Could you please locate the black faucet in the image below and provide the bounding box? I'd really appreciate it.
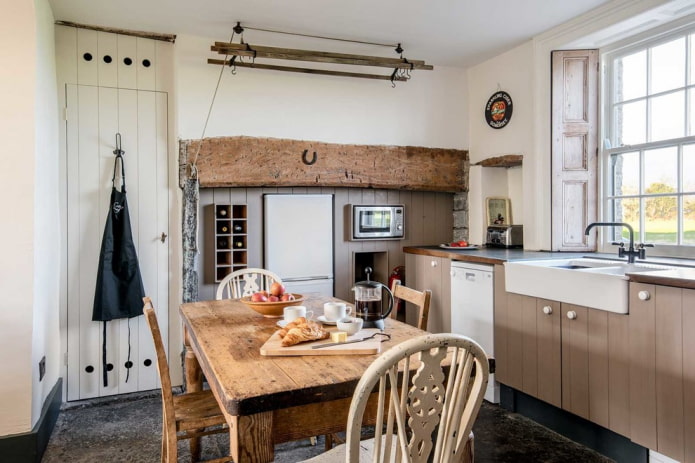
[584,222,647,264]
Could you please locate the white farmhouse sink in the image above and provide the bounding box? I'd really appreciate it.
[504,258,675,314]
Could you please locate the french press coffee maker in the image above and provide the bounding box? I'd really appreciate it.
[352,267,394,330]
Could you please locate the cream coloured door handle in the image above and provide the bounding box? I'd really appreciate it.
[542,305,553,315]
[566,310,577,320]
[638,290,651,301]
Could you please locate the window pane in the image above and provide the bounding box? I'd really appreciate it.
[685,144,695,193]
[612,198,640,240]
[645,146,678,193]
[615,100,646,145]
[645,196,678,244]
[690,88,695,136]
[685,195,695,245]
[650,37,685,94]
[690,34,695,86]
[614,50,646,102]
[610,151,639,196]
[649,91,685,141]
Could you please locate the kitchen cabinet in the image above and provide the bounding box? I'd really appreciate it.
[495,280,630,435]
[404,254,450,332]
[629,282,695,462]
[207,203,247,283]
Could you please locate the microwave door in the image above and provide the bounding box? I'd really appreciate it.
[359,210,390,233]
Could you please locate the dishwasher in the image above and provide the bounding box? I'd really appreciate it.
[450,261,498,403]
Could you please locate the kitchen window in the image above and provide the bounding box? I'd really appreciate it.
[602,24,695,255]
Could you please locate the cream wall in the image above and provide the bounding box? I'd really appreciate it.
[175,34,469,148]
[0,0,37,435]
[32,0,60,426]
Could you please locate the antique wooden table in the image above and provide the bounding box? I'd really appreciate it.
[180,294,425,463]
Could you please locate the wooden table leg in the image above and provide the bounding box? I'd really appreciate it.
[228,411,275,463]
[183,326,203,460]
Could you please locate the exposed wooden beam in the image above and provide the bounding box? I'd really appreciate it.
[55,20,176,42]
[474,155,523,168]
[212,42,433,70]
[207,58,408,81]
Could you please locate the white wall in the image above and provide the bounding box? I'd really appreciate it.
[175,34,469,148]
[0,0,37,435]
[32,0,60,426]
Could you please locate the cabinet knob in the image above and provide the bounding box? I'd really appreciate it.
[542,305,553,315]
[638,290,651,301]
[431,260,438,268]
[566,310,577,320]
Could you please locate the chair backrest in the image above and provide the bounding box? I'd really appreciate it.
[142,297,177,439]
[390,280,432,331]
[345,333,489,463]
[215,268,283,300]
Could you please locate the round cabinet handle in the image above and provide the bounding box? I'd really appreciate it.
[638,290,651,301]
[431,260,438,268]
[566,310,577,320]
[542,305,553,315]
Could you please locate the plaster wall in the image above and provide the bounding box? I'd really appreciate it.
[0,0,37,435]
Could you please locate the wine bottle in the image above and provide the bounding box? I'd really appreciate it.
[218,208,227,217]
[234,240,244,249]
[233,224,243,232]
[220,225,229,233]
[217,238,228,248]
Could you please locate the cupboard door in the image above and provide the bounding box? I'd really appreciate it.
[562,304,590,419]
[493,265,508,384]
[406,255,450,333]
[684,289,695,463]
[607,312,631,437]
[629,283,657,450]
[536,298,561,408]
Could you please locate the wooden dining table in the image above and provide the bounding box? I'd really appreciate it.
[180,294,426,463]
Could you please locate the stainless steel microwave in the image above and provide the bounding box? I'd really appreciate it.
[350,205,405,240]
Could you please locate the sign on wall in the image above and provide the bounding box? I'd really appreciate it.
[485,91,513,129]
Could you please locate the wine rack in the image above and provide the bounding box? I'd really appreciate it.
[209,203,247,283]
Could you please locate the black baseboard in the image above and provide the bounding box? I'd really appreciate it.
[0,378,62,463]
[500,384,647,463]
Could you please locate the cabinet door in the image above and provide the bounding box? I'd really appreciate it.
[405,254,450,332]
[493,265,509,385]
[536,299,562,408]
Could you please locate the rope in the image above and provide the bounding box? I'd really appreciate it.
[244,26,398,48]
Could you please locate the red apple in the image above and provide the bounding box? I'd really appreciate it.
[281,293,295,302]
[251,292,268,302]
[268,295,280,302]
[270,282,286,297]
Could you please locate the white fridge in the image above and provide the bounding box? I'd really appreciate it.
[263,194,334,296]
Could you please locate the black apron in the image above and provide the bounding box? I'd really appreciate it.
[92,153,146,387]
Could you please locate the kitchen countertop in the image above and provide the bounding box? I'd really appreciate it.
[404,245,695,289]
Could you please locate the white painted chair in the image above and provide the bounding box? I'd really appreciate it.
[215,268,283,300]
[303,333,489,463]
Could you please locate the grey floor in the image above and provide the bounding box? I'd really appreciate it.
[42,391,614,462]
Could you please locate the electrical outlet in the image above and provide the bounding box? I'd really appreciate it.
[39,356,46,381]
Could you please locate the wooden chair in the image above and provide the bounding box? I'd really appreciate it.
[143,297,231,463]
[390,280,432,331]
[215,267,283,300]
[303,333,489,463]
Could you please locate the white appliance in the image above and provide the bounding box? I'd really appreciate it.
[450,261,498,403]
[264,194,334,296]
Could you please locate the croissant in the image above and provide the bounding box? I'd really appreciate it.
[278,317,307,338]
[281,320,329,347]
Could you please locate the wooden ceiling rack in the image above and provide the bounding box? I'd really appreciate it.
[208,37,433,82]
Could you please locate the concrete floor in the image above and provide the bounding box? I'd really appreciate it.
[42,391,615,462]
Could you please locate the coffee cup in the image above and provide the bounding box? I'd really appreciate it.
[323,302,352,322]
[284,305,312,323]
[336,317,363,336]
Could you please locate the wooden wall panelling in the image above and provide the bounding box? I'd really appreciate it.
[629,283,657,449]
[562,304,590,419]
[179,136,468,192]
[117,34,137,89]
[56,26,77,84]
[76,28,98,85]
[655,286,684,461]
[136,37,156,91]
[607,312,631,437]
[684,289,695,463]
[536,298,562,408]
[333,188,350,300]
[155,40,174,92]
[155,92,169,325]
[97,32,118,87]
[587,308,609,429]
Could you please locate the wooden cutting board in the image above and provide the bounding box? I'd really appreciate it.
[260,328,383,356]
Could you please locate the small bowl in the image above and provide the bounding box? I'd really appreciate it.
[239,294,304,318]
[336,317,363,336]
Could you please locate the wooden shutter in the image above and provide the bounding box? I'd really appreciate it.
[551,50,598,251]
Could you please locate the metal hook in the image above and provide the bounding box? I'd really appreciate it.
[113,133,125,156]
[301,149,317,165]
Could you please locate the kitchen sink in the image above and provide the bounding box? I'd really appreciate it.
[504,258,676,313]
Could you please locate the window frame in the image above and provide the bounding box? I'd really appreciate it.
[600,20,695,259]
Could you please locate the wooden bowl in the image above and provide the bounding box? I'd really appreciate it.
[239,294,304,318]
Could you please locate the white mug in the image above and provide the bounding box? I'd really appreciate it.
[336,317,363,336]
[284,305,312,323]
[323,302,352,322]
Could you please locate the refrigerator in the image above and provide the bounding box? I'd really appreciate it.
[263,194,334,296]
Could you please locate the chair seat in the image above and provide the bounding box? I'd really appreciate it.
[174,389,228,432]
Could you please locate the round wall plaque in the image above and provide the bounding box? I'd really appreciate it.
[484,91,513,129]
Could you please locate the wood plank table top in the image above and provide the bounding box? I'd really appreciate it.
[179,294,426,462]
